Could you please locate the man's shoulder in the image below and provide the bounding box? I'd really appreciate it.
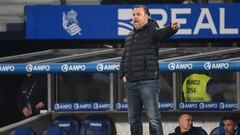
[127,31,134,36]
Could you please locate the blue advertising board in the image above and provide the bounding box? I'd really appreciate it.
[26,4,240,39]
[0,61,239,74]
[178,102,237,111]
[54,102,174,111]
[53,102,237,111]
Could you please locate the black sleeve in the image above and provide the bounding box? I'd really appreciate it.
[17,84,28,112]
[119,48,126,79]
[152,24,178,42]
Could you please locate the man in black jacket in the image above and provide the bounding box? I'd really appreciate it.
[119,5,180,135]
[169,114,207,135]
[18,74,47,118]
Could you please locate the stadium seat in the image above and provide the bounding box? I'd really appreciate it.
[42,127,68,135]
[51,116,81,135]
[79,115,116,135]
[9,127,36,135]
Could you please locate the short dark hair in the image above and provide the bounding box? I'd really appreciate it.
[222,115,238,124]
[134,5,150,17]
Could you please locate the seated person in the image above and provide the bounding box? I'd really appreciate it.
[18,74,47,118]
[222,115,240,135]
[169,113,207,135]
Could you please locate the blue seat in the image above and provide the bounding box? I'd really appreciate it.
[51,116,80,135]
[9,127,36,135]
[80,115,116,135]
[42,127,68,135]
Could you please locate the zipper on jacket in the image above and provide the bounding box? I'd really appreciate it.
[129,34,135,75]
[144,58,147,72]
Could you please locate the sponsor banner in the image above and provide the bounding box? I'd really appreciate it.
[96,63,120,72]
[160,61,240,72]
[178,102,237,111]
[0,61,238,74]
[54,102,237,111]
[54,102,111,111]
[116,102,174,111]
[26,4,240,39]
[0,64,25,74]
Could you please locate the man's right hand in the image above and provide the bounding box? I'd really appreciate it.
[22,107,32,117]
[122,76,127,83]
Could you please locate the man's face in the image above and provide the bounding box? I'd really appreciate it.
[224,120,237,135]
[132,7,149,29]
[179,115,192,132]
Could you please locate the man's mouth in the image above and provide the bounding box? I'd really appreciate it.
[134,20,138,23]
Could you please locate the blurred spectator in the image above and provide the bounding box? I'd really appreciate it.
[222,115,240,135]
[212,115,240,135]
[182,73,213,102]
[0,83,7,127]
[182,73,237,102]
[169,113,207,135]
[18,74,47,118]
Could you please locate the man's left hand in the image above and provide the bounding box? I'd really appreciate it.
[35,102,45,110]
[171,20,180,30]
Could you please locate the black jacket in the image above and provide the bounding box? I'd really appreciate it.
[169,126,208,135]
[119,19,177,82]
[18,75,47,116]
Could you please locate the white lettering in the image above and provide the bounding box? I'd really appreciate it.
[0,65,15,71]
[33,65,50,71]
[90,122,102,127]
[204,104,218,108]
[171,8,192,34]
[150,9,167,28]
[59,123,70,127]
[79,104,92,109]
[224,103,237,108]
[194,8,217,34]
[104,64,119,70]
[98,104,111,109]
[219,8,238,34]
[160,103,173,108]
[59,104,72,109]
[211,63,229,69]
[68,65,85,71]
[175,64,192,69]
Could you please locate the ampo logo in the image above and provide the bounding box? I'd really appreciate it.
[219,102,225,109]
[168,63,175,71]
[179,103,185,109]
[61,64,68,72]
[74,103,79,110]
[54,104,60,110]
[204,62,211,70]
[93,103,99,109]
[96,63,104,71]
[116,103,121,110]
[26,64,33,72]
[199,103,205,109]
